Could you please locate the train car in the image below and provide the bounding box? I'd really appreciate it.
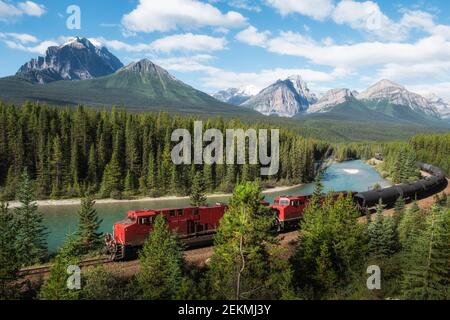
[270,191,355,231]
[271,195,312,231]
[353,162,447,209]
[106,162,446,260]
[105,204,227,260]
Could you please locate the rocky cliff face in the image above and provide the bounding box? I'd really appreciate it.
[307,88,355,113]
[242,75,317,117]
[357,79,440,117]
[16,37,123,84]
[426,94,450,119]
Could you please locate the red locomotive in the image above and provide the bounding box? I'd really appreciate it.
[105,192,353,260]
[270,195,312,231]
[105,204,227,260]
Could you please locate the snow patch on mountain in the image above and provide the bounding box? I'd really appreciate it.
[426,93,450,119]
[213,85,259,105]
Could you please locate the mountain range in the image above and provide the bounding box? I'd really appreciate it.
[0,38,255,115]
[0,37,449,128]
[215,77,450,123]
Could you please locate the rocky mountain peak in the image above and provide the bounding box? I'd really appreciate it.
[119,59,178,83]
[308,88,355,113]
[426,93,450,119]
[358,79,440,117]
[213,85,259,105]
[287,75,318,104]
[242,76,317,117]
[15,37,123,84]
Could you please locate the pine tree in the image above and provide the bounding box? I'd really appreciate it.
[87,144,97,191]
[15,170,47,266]
[81,266,127,300]
[207,182,294,300]
[368,201,400,260]
[310,172,324,207]
[100,151,122,199]
[394,196,406,225]
[292,193,367,298]
[0,202,20,299]
[224,164,236,192]
[190,171,207,207]
[76,196,103,254]
[50,136,64,198]
[146,150,156,192]
[137,214,183,300]
[124,170,136,195]
[39,236,81,300]
[398,202,425,249]
[203,164,213,192]
[401,206,449,300]
[381,216,400,257]
[368,201,385,259]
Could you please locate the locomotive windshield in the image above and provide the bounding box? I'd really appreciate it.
[279,199,290,205]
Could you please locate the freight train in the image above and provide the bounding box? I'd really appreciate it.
[105,162,447,260]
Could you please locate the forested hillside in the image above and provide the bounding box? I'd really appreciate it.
[410,133,450,176]
[334,133,450,175]
[0,102,328,201]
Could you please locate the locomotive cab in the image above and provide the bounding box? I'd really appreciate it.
[106,204,228,260]
[271,195,311,231]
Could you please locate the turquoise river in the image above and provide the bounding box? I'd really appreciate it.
[40,160,391,252]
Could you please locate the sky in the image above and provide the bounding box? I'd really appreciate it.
[1,0,450,99]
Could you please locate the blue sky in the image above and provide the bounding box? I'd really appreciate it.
[1,0,450,99]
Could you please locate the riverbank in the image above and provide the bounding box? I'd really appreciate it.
[366,157,431,183]
[366,158,394,184]
[7,183,304,209]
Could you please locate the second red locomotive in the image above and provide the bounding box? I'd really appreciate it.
[105,195,316,260]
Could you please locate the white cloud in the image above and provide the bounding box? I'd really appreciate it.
[409,82,450,101]
[0,1,21,21]
[0,1,45,22]
[200,67,335,91]
[156,54,337,91]
[4,40,57,54]
[150,33,227,53]
[332,0,404,40]
[235,26,270,47]
[265,0,446,41]
[0,32,54,54]
[122,0,247,33]
[210,0,261,12]
[265,32,450,69]
[155,54,218,73]
[0,32,38,44]
[90,37,153,53]
[17,1,46,16]
[377,61,450,83]
[332,2,440,41]
[228,0,261,12]
[266,0,335,20]
[92,34,227,54]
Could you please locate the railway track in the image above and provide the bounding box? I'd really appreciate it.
[18,257,112,277]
